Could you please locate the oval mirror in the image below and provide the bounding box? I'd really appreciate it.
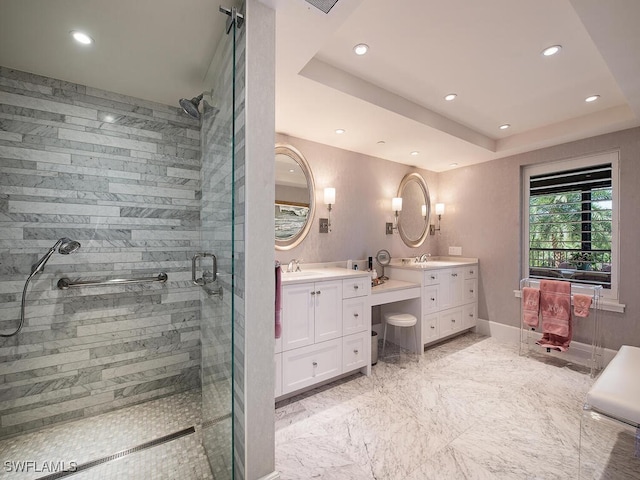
[397,172,430,248]
[275,144,315,250]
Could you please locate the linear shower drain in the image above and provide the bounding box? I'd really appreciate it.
[35,426,196,480]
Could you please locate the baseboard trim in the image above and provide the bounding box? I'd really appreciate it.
[475,318,617,368]
[258,471,280,480]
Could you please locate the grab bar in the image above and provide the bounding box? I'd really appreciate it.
[57,272,168,290]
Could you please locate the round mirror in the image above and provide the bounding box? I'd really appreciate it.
[275,144,315,250]
[397,172,430,248]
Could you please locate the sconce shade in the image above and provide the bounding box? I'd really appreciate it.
[392,197,403,212]
[324,187,336,205]
[435,203,445,216]
[421,204,427,217]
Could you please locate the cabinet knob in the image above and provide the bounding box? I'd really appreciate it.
[430,325,435,329]
[470,289,474,293]
[353,285,359,290]
[312,361,318,367]
[430,275,436,280]
[353,349,359,355]
[310,291,316,296]
[451,273,458,277]
[469,313,474,317]
[469,270,474,274]
[430,297,435,301]
[316,290,321,295]
[353,313,359,318]
[451,318,456,323]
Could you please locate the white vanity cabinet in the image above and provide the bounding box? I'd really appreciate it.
[387,260,478,351]
[277,270,371,399]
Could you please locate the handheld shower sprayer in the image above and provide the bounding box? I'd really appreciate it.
[1,238,81,338]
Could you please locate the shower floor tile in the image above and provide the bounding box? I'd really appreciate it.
[0,390,213,480]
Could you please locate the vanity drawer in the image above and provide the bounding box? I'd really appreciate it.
[438,307,463,336]
[343,297,368,335]
[463,278,478,303]
[423,285,439,313]
[423,270,441,286]
[343,277,369,299]
[464,265,478,279]
[282,338,342,395]
[342,331,369,372]
[423,313,439,343]
[463,303,477,329]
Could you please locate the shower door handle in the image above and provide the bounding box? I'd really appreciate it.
[192,253,218,288]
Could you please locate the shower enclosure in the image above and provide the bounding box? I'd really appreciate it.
[0,2,245,479]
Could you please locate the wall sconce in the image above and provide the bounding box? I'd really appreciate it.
[324,187,335,232]
[430,203,445,235]
[386,197,403,234]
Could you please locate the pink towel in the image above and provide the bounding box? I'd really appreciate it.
[537,280,572,351]
[275,263,282,339]
[522,287,540,327]
[573,294,592,317]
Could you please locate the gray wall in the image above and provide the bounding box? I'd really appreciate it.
[0,67,202,438]
[438,127,640,350]
[274,133,441,267]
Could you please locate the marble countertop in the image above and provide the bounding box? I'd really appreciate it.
[372,279,420,294]
[388,256,478,271]
[280,267,371,285]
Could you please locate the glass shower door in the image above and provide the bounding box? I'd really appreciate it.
[199,4,244,479]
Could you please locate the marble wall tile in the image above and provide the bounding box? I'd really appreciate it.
[0,67,203,439]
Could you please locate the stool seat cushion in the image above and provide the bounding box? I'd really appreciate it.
[586,345,640,425]
[384,313,417,327]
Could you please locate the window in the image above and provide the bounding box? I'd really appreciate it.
[523,152,619,299]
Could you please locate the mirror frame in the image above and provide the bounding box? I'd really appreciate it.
[275,143,316,251]
[397,172,431,248]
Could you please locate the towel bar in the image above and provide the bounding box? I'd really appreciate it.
[57,272,168,289]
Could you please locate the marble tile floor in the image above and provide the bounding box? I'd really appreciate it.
[0,390,214,480]
[275,333,638,480]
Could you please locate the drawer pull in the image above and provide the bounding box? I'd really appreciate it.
[310,291,316,296]
[469,313,474,317]
[451,319,456,323]
[353,313,359,318]
[353,349,359,355]
[353,285,359,290]
[316,290,321,295]
[451,273,458,277]
[430,275,436,280]
[312,361,318,367]
[469,270,474,274]
[430,297,435,301]
[430,325,435,329]
[470,289,474,293]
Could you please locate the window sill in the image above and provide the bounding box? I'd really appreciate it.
[513,290,625,313]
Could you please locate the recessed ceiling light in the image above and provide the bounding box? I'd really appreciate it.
[410,151,419,156]
[542,45,562,57]
[353,44,369,56]
[585,95,600,103]
[70,30,94,45]
[444,93,457,101]
[335,128,345,134]
[499,124,510,130]
[449,163,459,167]
[288,169,295,173]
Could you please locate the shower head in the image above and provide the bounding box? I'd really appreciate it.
[179,93,204,119]
[31,237,81,276]
[58,237,81,255]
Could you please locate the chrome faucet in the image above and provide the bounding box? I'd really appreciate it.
[419,253,431,263]
[287,259,301,272]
